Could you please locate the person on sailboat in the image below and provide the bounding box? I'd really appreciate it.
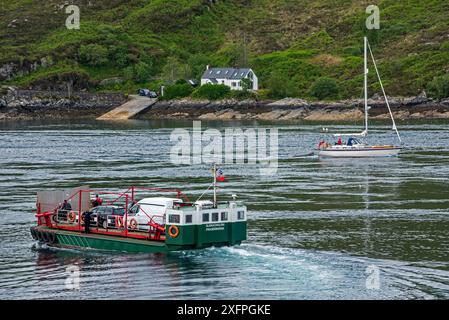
[337,137,342,145]
[318,139,325,149]
[347,138,355,146]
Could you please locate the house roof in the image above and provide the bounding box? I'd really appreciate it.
[202,68,253,80]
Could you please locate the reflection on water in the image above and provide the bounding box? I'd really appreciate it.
[0,119,449,299]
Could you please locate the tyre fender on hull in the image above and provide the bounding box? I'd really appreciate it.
[47,232,56,244]
[42,231,51,243]
[36,229,44,242]
[30,227,38,240]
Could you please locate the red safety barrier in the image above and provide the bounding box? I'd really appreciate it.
[34,186,189,242]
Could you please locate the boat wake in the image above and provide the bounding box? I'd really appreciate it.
[172,244,449,299]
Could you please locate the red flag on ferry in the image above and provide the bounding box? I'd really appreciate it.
[216,168,225,182]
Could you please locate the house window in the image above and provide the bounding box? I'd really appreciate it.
[169,214,180,223]
[185,214,192,224]
[237,211,245,220]
[217,70,221,74]
[212,212,219,222]
[202,213,210,222]
[221,212,228,221]
[221,80,225,84]
[231,82,237,87]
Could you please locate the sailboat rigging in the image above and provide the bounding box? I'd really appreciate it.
[317,37,402,158]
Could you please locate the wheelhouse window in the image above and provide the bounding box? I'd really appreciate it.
[185,214,193,224]
[237,211,245,220]
[212,212,219,222]
[221,212,228,221]
[202,213,210,222]
[169,214,180,224]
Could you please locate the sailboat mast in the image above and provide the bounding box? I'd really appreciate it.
[213,163,217,208]
[364,36,369,135]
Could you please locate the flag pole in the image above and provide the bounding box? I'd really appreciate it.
[213,163,217,208]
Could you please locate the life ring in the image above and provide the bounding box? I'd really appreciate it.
[67,211,76,223]
[168,225,179,238]
[129,219,138,230]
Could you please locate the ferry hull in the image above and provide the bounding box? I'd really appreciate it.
[31,223,246,253]
[317,147,400,158]
[32,226,183,253]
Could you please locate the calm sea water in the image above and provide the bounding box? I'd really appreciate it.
[0,119,448,299]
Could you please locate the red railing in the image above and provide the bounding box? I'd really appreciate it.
[35,186,190,241]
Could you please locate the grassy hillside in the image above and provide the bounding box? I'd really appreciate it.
[1,0,448,99]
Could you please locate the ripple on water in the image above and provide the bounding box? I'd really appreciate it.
[0,120,449,299]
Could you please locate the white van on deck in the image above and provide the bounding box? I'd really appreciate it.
[128,197,183,230]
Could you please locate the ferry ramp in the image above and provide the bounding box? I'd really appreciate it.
[97,95,157,120]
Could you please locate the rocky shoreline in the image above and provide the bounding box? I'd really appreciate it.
[1,87,449,122]
[138,94,449,121]
[0,88,126,121]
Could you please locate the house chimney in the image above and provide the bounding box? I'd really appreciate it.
[206,65,210,70]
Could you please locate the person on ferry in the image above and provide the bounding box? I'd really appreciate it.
[92,194,103,207]
[61,199,72,211]
[83,211,92,234]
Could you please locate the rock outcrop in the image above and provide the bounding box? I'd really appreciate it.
[1,89,449,121]
[0,88,126,120]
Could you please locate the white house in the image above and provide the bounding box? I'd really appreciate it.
[201,66,258,91]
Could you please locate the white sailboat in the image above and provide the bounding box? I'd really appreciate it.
[317,37,402,158]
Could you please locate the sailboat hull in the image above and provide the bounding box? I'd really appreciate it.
[317,146,401,158]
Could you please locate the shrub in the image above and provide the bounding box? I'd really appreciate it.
[78,44,108,66]
[441,41,449,51]
[309,77,340,100]
[266,70,302,98]
[124,61,153,83]
[427,74,449,99]
[240,78,253,91]
[229,90,257,100]
[175,79,188,85]
[162,83,194,100]
[192,84,230,100]
[108,45,131,68]
[162,57,190,83]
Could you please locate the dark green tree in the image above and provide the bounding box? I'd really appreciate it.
[309,77,340,100]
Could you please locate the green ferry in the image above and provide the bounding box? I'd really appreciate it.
[30,168,247,253]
